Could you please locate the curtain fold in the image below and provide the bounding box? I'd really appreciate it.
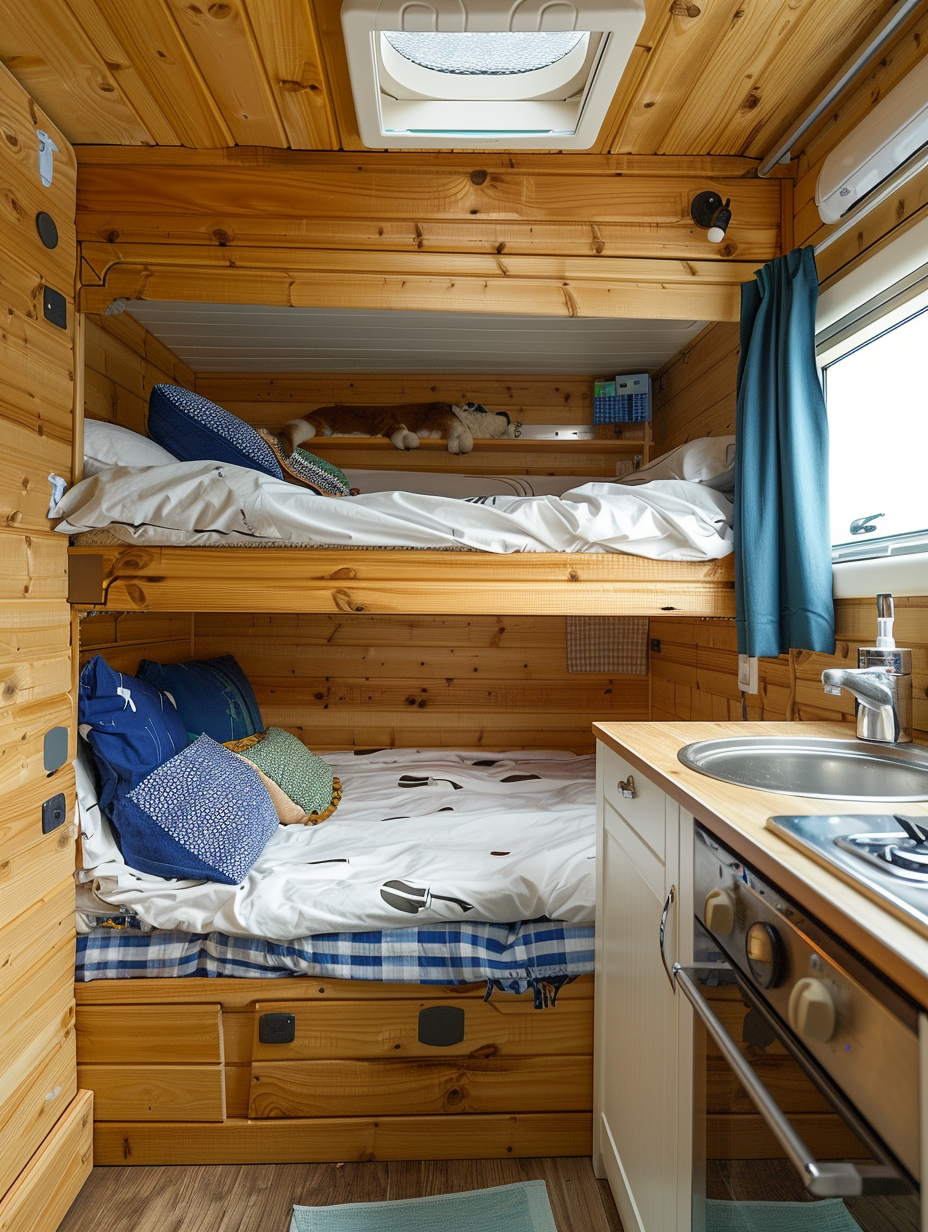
[734,246,835,659]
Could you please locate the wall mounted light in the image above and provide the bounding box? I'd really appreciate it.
[691,191,733,244]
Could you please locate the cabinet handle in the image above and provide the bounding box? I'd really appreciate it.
[618,775,636,799]
[659,884,676,989]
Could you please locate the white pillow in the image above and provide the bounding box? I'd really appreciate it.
[619,436,736,486]
[83,420,177,477]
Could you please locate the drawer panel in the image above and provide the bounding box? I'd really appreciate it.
[0,1030,77,1196]
[252,996,593,1061]
[77,1064,226,1122]
[249,1056,592,1118]
[0,1090,92,1232]
[600,744,665,861]
[76,1004,223,1065]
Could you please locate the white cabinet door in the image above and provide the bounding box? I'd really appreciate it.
[594,746,692,1232]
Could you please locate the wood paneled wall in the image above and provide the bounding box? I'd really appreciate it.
[78,612,194,677]
[651,600,928,743]
[650,322,739,455]
[83,313,195,442]
[0,61,92,1230]
[192,614,649,752]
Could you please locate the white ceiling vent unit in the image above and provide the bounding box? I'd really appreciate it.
[817,54,928,225]
[341,0,645,149]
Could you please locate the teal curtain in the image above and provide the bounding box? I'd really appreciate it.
[734,246,835,658]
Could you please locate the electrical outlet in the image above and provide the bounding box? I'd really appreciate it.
[738,654,759,695]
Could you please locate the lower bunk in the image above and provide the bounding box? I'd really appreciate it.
[73,738,597,1165]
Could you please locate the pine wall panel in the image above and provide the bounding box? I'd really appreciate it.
[0,59,91,1227]
[193,613,649,752]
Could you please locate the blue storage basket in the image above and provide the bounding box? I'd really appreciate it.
[594,373,652,423]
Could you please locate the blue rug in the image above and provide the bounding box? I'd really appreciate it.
[290,1181,557,1232]
[706,1198,864,1232]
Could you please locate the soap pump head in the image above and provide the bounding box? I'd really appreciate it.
[876,593,895,648]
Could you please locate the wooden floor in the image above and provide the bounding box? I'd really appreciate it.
[57,1157,623,1232]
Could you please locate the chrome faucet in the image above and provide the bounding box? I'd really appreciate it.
[821,595,913,744]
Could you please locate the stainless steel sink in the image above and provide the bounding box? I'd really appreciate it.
[677,737,928,801]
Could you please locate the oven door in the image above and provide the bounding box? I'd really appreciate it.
[674,956,921,1232]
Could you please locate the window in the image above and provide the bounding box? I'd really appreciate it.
[341,0,645,150]
[821,278,928,563]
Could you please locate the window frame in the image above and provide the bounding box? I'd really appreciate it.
[816,225,928,598]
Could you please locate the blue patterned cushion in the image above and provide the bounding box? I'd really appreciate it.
[78,655,189,814]
[148,385,283,478]
[138,655,264,744]
[116,735,279,884]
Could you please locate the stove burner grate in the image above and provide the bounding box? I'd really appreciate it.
[836,832,928,882]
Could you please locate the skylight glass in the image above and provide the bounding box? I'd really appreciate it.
[383,31,586,76]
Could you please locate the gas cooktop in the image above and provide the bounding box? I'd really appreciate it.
[767,814,928,938]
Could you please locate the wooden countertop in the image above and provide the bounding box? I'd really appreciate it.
[593,720,928,1009]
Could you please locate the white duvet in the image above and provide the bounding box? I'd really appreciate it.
[53,460,733,559]
[76,748,596,940]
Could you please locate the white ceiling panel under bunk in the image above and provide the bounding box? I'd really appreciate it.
[123,303,707,375]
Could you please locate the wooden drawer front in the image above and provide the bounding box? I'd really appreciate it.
[77,1064,226,1122]
[252,997,594,1061]
[76,1004,223,1064]
[249,1056,592,1118]
[0,1030,77,1197]
[600,744,665,861]
[0,938,74,1091]
[0,1090,92,1232]
[0,878,74,1000]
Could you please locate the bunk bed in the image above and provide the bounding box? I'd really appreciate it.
[62,390,734,1165]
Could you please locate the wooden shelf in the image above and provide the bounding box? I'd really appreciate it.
[306,437,648,454]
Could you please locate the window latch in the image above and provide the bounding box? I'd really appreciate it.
[849,512,885,535]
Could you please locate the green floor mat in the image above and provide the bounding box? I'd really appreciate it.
[290,1182,557,1232]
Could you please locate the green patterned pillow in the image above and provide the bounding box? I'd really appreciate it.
[239,727,339,820]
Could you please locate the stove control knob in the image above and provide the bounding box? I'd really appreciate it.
[788,978,836,1044]
[745,921,786,988]
[704,889,735,935]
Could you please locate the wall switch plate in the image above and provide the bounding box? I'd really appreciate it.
[738,654,759,695]
[42,793,67,834]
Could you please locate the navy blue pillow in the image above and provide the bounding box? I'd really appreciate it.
[78,656,189,812]
[147,384,283,479]
[112,735,279,884]
[137,655,264,744]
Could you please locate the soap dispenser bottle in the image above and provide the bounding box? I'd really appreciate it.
[856,594,913,743]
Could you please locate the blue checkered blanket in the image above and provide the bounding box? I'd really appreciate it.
[76,918,594,1002]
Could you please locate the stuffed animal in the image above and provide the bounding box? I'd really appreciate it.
[277,401,518,456]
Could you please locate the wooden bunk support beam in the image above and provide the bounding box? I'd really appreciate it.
[68,546,736,618]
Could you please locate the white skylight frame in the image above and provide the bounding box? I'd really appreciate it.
[341,0,645,149]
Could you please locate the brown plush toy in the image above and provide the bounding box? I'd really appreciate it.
[277,401,518,456]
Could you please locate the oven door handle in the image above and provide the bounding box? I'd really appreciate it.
[673,963,909,1198]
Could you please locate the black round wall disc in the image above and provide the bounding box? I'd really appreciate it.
[35,211,59,249]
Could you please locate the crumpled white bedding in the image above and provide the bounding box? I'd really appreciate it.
[53,460,733,559]
[75,748,596,940]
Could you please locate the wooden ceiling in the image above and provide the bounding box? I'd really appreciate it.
[0,0,904,156]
